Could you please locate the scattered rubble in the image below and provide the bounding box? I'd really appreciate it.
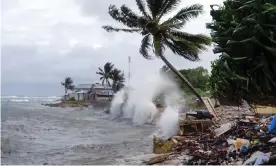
[148,99,276,165]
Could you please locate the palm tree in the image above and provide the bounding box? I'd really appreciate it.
[96,62,114,87]
[61,77,74,100]
[96,62,115,100]
[102,0,211,103]
[111,69,125,92]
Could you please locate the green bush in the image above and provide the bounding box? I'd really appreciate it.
[68,97,76,101]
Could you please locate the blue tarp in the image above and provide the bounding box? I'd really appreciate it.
[268,116,276,135]
[103,90,114,95]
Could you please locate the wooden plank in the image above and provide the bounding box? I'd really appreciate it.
[202,97,219,121]
[253,105,276,116]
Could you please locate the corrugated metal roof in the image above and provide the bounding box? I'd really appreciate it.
[75,90,89,93]
[75,84,93,89]
[92,84,112,89]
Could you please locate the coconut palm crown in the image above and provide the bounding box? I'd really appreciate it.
[102,0,211,102]
[61,77,74,98]
[96,62,114,87]
[111,68,125,92]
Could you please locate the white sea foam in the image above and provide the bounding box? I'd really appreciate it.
[110,72,182,139]
[10,99,29,102]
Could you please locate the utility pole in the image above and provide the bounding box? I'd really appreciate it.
[128,56,131,83]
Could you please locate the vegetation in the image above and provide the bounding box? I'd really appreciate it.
[61,77,75,99]
[102,0,212,103]
[160,65,210,97]
[111,68,125,92]
[207,0,276,105]
[96,62,114,86]
[65,100,88,105]
[96,62,125,92]
[68,97,76,101]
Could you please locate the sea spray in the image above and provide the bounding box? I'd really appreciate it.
[132,102,158,125]
[109,72,183,138]
[156,106,179,140]
[109,89,125,118]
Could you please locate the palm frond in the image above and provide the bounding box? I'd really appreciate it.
[170,30,212,46]
[164,36,200,61]
[65,77,73,85]
[136,0,151,19]
[263,3,276,13]
[120,5,140,20]
[159,21,185,30]
[104,62,114,73]
[102,26,141,33]
[157,0,181,20]
[97,73,104,76]
[98,67,104,73]
[162,4,203,25]
[108,5,139,28]
[146,0,164,19]
[140,34,153,59]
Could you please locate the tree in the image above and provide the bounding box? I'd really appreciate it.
[110,68,125,92]
[61,77,74,99]
[160,65,209,94]
[207,0,276,105]
[96,62,114,86]
[102,0,212,103]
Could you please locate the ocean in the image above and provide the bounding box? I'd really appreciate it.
[1,96,156,165]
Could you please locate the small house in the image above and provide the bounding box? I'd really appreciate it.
[68,84,93,101]
[90,83,114,101]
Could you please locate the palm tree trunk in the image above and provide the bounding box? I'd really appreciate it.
[159,54,204,103]
[64,87,67,101]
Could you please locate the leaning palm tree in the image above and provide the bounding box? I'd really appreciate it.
[96,62,114,87]
[61,77,75,100]
[102,0,211,102]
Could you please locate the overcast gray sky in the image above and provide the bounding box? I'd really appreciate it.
[1,0,223,96]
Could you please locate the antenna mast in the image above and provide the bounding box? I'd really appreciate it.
[128,56,131,83]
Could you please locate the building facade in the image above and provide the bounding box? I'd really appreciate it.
[68,84,93,101]
[90,83,114,101]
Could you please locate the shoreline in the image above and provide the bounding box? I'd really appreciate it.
[42,100,111,109]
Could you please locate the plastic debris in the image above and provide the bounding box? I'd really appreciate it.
[268,116,276,134]
[268,137,276,143]
[150,108,276,165]
[254,153,270,165]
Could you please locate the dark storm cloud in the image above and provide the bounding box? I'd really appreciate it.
[1,0,221,96]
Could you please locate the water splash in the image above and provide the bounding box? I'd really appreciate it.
[110,72,183,138]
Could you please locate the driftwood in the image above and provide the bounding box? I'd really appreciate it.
[145,153,171,165]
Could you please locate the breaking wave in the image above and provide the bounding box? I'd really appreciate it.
[10,99,29,102]
[1,96,62,103]
[110,72,182,139]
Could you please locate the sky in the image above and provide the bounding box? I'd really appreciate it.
[1,0,223,97]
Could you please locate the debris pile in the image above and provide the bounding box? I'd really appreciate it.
[178,116,276,165]
[147,98,276,165]
[150,115,276,165]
